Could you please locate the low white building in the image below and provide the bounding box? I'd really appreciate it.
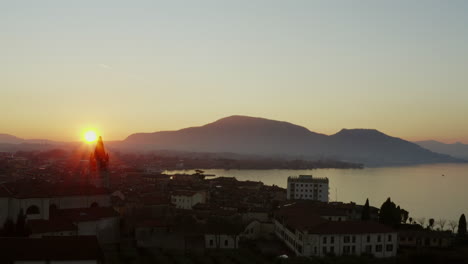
[286,175,329,202]
[274,205,398,258]
[171,190,206,209]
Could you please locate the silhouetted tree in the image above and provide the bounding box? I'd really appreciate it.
[458,214,466,238]
[361,198,370,221]
[379,198,407,226]
[436,219,446,230]
[449,220,458,234]
[409,217,413,224]
[428,218,435,230]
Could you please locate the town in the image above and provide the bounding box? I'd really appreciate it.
[0,137,467,264]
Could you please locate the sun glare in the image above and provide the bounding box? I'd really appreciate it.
[84,130,98,143]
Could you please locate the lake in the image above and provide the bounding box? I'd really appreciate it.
[168,163,468,222]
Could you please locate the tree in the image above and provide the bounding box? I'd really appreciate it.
[361,198,370,221]
[448,220,458,234]
[379,197,408,227]
[408,217,413,224]
[436,219,446,230]
[428,218,435,230]
[458,214,467,238]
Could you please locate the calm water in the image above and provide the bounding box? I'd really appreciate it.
[169,163,468,222]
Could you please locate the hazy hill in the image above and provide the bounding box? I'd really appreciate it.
[415,140,468,160]
[0,134,24,144]
[121,116,464,166]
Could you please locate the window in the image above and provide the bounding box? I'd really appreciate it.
[388,234,392,242]
[352,236,356,243]
[338,217,342,222]
[314,247,317,254]
[366,235,371,243]
[323,236,327,244]
[224,240,228,246]
[343,246,350,254]
[365,245,372,253]
[330,246,334,253]
[386,244,393,251]
[26,205,40,215]
[375,245,383,252]
[344,236,350,243]
[209,239,214,246]
[351,245,355,253]
[377,235,381,242]
[330,236,334,243]
[322,247,327,254]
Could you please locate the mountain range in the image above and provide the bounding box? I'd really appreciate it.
[0,116,465,166]
[120,116,463,166]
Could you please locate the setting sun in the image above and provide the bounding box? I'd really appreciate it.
[84,130,98,143]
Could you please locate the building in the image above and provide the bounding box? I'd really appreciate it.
[0,179,111,225]
[286,175,329,202]
[399,229,453,248]
[171,190,207,209]
[273,203,398,258]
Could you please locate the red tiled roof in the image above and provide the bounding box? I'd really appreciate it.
[27,219,77,234]
[308,221,395,234]
[51,207,119,222]
[0,236,103,261]
[136,219,172,228]
[0,180,109,199]
[172,190,198,197]
[141,195,171,206]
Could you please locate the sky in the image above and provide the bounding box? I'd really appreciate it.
[1,0,468,143]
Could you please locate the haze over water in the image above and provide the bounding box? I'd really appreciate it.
[169,163,468,222]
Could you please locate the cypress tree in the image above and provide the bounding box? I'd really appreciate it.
[458,214,467,238]
[361,198,370,221]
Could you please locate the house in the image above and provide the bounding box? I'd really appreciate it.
[50,207,120,244]
[399,229,453,248]
[171,190,207,209]
[0,236,103,264]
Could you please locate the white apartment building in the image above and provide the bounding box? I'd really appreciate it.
[274,219,397,258]
[286,175,329,202]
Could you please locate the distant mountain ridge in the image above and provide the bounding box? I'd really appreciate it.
[415,140,468,160]
[120,115,464,166]
[1,116,465,166]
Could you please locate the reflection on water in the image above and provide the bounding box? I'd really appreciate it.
[168,163,468,222]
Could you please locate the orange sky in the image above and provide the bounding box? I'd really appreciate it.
[2,1,468,144]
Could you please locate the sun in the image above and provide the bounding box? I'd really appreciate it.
[84,130,98,143]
